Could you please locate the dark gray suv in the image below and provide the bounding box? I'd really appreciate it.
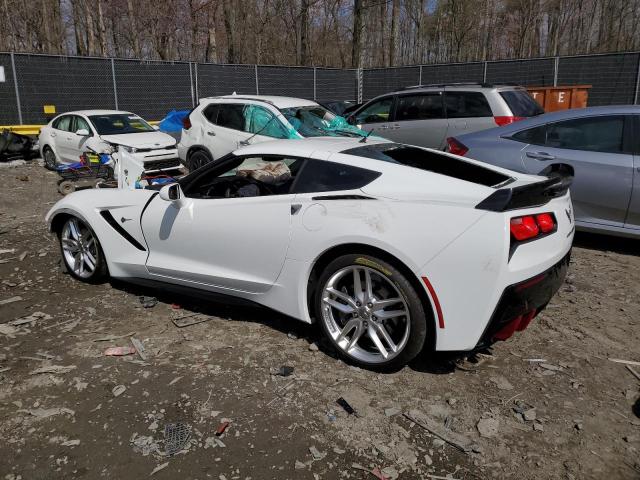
[348,84,543,149]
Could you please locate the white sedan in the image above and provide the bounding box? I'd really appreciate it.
[45,138,574,370]
[39,110,179,170]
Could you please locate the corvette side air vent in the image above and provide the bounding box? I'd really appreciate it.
[99,210,146,251]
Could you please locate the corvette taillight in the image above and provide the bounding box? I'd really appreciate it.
[510,213,556,241]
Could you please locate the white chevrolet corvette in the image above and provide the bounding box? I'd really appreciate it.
[46,137,574,370]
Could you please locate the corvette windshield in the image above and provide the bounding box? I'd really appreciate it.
[280,106,364,138]
[89,114,155,135]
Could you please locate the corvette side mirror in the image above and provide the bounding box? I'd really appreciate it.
[159,183,183,202]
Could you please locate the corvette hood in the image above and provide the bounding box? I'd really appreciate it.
[100,131,176,149]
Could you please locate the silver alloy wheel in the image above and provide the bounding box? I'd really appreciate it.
[44,148,57,169]
[61,218,98,279]
[321,265,411,363]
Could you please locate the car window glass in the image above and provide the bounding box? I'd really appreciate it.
[396,93,443,121]
[216,104,246,131]
[74,116,91,134]
[511,125,547,145]
[293,159,380,193]
[355,98,393,124]
[445,92,492,118]
[544,116,625,154]
[203,104,220,124]
[53,115,72,132]
[185,155,304,199]
[244,105,290,139]
[499,91,544,117]
[88,114,154,135]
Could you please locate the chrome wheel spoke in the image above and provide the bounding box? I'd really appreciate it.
[353,268,364,303]
[364,269,374,302]
[68,218,81,240]
[62,238,80,252]
[83,251,96,271]
[337,318,360,343]
[373,308,407,320]
[367,326,389,359]
[371,322,398,353]
[326,288,357,310]
[324,297,355,314]
[373,297,402,309]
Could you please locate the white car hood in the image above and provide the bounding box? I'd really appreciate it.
[100,131,175,149]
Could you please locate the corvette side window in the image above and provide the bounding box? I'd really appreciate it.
[293,159,380,193]
[184,156,305,199]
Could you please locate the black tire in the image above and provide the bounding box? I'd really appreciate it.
[187,150,213,172]
[43,146,58,170]
[57,216,108,284]
[314,253,430,371]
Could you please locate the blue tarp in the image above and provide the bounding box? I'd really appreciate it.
[159,109,190,133]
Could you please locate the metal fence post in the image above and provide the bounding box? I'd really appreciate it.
[634,55,640,104]
[10,53,23,124]
[194,62,199,101]
[419,65,422,85]
[110,58,118,110]
[189,62,195,107]
[357,68,363,103]
[313,67,317,100]
[255,65,259,94]
[483,61,488,83]
[553,56,559,87]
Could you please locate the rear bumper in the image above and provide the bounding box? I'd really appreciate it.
[475,250,570,348]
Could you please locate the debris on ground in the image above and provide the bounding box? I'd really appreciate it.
[164,422,192,456]
[215,421,230,436]
[139,296,158,308]
[0,295,22,305]
[150,462,169,476]
[112,385,126,397]
[171,313,212,328]
[130,337,147,360]
[104,346,136,356]
[18,407,75,418]
[30,365,76,375]
[337,397,358,417]
[271,365,294,377]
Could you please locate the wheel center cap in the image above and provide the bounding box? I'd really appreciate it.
[358,307,371,319]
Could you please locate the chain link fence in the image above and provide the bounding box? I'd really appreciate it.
[1,51,639,125]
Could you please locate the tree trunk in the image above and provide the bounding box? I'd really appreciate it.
[351,0,363,68]
[388,0,399,66]
[300,0,310,65]
[223,0,237,63]
[97,0,108,56]
[127,0,141,57]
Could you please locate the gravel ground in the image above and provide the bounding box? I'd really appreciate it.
[0,161,639,480]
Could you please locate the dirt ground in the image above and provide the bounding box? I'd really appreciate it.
[0,160,639,480]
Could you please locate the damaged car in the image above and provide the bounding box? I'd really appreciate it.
[178,95,371,171]
[39,110,183,181]
[46,137,573,370]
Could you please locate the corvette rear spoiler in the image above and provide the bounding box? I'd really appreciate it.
[475,164,574,212]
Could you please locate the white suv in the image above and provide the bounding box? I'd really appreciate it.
[178,95,367,171]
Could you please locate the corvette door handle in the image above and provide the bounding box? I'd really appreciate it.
[50,132,56,137]
[291,204,302,215]
[526,151,556,160]
[206,131,216,136]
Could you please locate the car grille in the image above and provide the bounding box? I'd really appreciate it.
[144,158,181,170]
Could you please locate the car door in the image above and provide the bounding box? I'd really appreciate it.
[519,114,634,228]
[387,92,447,148]
[444,91,496,138]
[66,115,94,159]
[140,154,303,294]
[205,103,291,158]
[624,115,640,230]
[352,96,395,138]
[49,115,75,163]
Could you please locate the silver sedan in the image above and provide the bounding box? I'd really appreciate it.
[448,105,640,238]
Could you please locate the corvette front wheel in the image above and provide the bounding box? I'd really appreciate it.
[315,254,429,371]
[58,216,108,283]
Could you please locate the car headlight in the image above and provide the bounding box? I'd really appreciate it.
[122,146,138,153]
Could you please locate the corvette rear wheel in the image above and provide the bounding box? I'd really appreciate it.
[316,254,429,370]
[58,216,108,283]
